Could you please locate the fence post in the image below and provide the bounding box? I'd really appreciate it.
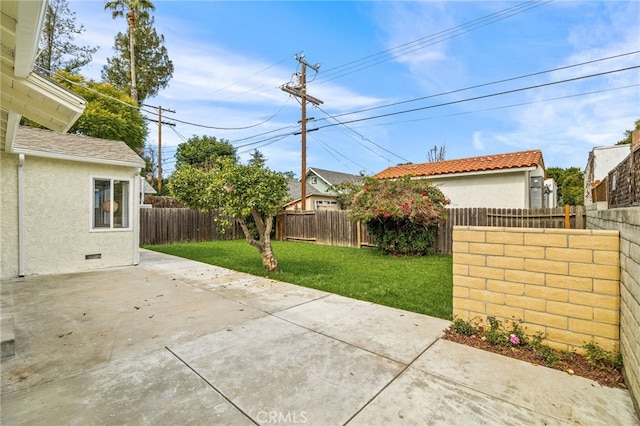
[564,204,570,229]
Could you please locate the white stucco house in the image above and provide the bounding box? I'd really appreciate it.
[1,127,146,278]
[0,1,146,279]
[375,150,551,209]
[584,144,631,205]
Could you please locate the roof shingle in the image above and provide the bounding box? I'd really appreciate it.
[375,149,543,179]
[14,126,145,167]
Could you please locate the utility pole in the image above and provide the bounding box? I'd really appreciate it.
[144,104,176,194]
[281,53,323,211]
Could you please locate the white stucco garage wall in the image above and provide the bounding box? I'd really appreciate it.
[426,168,542,208]
[1,154,140,278]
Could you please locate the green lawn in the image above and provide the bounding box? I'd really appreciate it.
[145,240,453,320]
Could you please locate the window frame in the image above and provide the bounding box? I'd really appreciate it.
[91,177,133,232]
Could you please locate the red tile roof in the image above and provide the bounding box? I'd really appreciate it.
[375,149,544,179]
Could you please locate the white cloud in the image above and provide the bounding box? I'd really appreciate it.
[472,131,484,150]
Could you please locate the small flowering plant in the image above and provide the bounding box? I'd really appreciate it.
[509,334,521,346]
[449,315,528,348]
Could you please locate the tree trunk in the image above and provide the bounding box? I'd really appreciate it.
[260,239,278,272]
[238,214,279,272]
[127,11,138,104]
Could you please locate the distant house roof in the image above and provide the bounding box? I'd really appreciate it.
[13,126,145,168]
[143,180,157,195]
[308,167,364,186]
[286,179,325,203]
[375,149,544,179]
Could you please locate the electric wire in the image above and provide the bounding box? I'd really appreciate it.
[209,55,290,96]
[315,65,640,130]
[359,83,640,129]
[317,0,551,84]
[310,133,371,174]
[317,50,640,122]
[316,105,411,163]
[35,65,295,131]
[153,95,293,130]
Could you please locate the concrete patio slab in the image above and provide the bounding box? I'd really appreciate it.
[168,314,405,426]
[275,294,451,364]
[211,277,331,314]
[349,366,564,426]
[0,265,263,395]
[139,250,331,314]
[414,339,638,425]
[1,348,253,425]
[1,249,638,425]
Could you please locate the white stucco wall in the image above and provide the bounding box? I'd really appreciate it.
[1,151,20,278]
[425,167,543,208]
[589,145,631,183]
[1,153,140,278]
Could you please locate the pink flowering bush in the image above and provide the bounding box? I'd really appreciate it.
[348,176,449,255]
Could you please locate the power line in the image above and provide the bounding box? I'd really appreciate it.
[316,65,640,129]
[316,105,410,163]
[309,133,371,174]
[234,51,638,143]
[161,95,293,130]
[318,50,640,122]
[209,55,291,97]
[361,84,640,129]
[317,0,551,84]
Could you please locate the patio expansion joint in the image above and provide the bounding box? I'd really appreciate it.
[164,345,259,426]
[342,335,444,425]
[410,340,575,426]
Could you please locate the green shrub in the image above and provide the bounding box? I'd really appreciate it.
[583,342,623,371]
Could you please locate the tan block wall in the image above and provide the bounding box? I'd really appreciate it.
[587,205,640,411]
[452,226,620,353]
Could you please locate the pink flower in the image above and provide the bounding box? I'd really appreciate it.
[509,334,520,345]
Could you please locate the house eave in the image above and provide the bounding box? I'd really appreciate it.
[12,147,146,169]
[406,165,540,180]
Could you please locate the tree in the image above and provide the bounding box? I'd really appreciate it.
[175,135,237,169]
[249,149,267,167]
[349,177,449,255]
[37,71,148,152]
[169,158,292,272]
[546,167,584,206]
[36,0,98,75]
[427,143,447,162]
[616,118,640,145]
[103,3,173,104]
[104,0,154,103]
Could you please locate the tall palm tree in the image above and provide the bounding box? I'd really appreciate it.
[104,0,155,104]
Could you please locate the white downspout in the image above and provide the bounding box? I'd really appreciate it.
[17,154,26,277]
[132,170,141,265]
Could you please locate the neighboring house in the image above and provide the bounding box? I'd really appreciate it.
[584,144,631,205]
[375,150,550,209]
[1,127,146,278]
[141,180,157,208]
[284,167,364,211]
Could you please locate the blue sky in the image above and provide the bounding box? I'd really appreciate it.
[70,1,640,177]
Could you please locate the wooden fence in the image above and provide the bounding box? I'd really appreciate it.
[277,207,586,255]
[140,206,586,254]
[139,208,242,245]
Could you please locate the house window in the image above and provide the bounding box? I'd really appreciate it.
[93,179,130,229]
[311,177,317,184]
